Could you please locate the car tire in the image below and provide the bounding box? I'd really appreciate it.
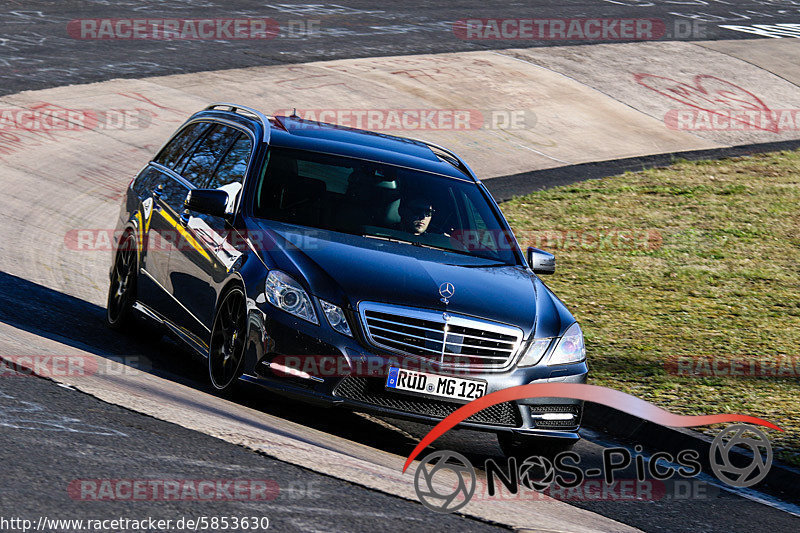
[208,286,248,392]
[106,232,138,331]
[497,432,577,459]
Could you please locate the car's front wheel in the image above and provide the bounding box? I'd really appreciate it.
[208,287,248,392]
[497,432,577,459]
[106,232,138,330]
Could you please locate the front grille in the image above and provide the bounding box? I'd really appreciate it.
[528,404,583,430]
[360,302,523,370]
[334,376,521,427]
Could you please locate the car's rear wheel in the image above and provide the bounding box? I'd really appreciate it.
[208,287,247,391]
[106,232,137,330]
[497,432,577,459]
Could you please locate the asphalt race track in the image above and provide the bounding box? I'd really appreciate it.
[3,0,800,95]
[1,1,800,532]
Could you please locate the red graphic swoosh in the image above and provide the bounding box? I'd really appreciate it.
[633,73,780,133]
[402,383,782,473]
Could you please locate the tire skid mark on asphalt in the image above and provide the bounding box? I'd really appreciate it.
[0,378,127,437]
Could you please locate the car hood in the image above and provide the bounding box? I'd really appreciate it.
[253,220,574,338]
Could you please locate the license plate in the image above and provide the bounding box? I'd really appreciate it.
[385,367,487,402]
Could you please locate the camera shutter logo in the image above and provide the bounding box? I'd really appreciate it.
[710,424,773,488]
[519,456,556,492]
[414,450,476,513]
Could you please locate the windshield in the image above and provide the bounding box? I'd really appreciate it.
[253,148,520,264]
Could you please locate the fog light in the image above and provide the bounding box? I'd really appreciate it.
[530,413,576,421]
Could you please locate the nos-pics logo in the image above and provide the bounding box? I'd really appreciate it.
[413,423,774,513]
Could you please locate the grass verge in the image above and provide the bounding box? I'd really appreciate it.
[502,150,800,465]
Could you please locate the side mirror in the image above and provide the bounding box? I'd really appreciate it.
[527,247,555,275]
[185,189,230,218]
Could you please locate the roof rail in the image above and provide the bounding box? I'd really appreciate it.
[410,137,476,180]
[204,102,272,142]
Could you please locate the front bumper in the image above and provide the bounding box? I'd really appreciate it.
[243,303,588,440]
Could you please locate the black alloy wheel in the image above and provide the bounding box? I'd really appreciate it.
[208,287,248,391]
[106,232,137,330]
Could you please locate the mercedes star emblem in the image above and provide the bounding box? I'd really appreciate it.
[439,282,455,304]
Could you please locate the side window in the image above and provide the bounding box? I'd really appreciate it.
[204,133,253,213]
[132,167,159,197]
[154,122,211,169]
[159,173,191,213]
[205,134,252,189]
[178,124,240,186]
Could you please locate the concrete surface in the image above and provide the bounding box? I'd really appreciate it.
[697,39,800,87]
[504,40,800,146]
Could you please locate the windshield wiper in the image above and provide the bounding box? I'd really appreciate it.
[363,234,462,254]
[362,234,510,264]
[450,261,510,268]
[362,234,418,246]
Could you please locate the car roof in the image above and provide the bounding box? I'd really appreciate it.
[192,106,476,182]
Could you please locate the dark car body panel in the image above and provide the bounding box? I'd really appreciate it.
[252,220,539,334]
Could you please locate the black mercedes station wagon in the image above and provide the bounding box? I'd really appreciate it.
[107,103,588,455]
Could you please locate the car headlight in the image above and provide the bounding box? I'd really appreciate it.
[265,271,318,324]
[517,337,553,367]
[547,322,586,366]
[320,299,352,337]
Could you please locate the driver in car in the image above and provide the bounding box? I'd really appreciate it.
[398,197,435,235]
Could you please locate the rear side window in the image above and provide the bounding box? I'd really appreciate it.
[179,124,240,186]
[205,134,253,190]
[154,122,211,169]
[203,133,253,213]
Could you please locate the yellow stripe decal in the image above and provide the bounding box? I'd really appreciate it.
[160,210,211,262]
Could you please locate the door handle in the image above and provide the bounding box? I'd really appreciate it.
[180,209,191,226]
